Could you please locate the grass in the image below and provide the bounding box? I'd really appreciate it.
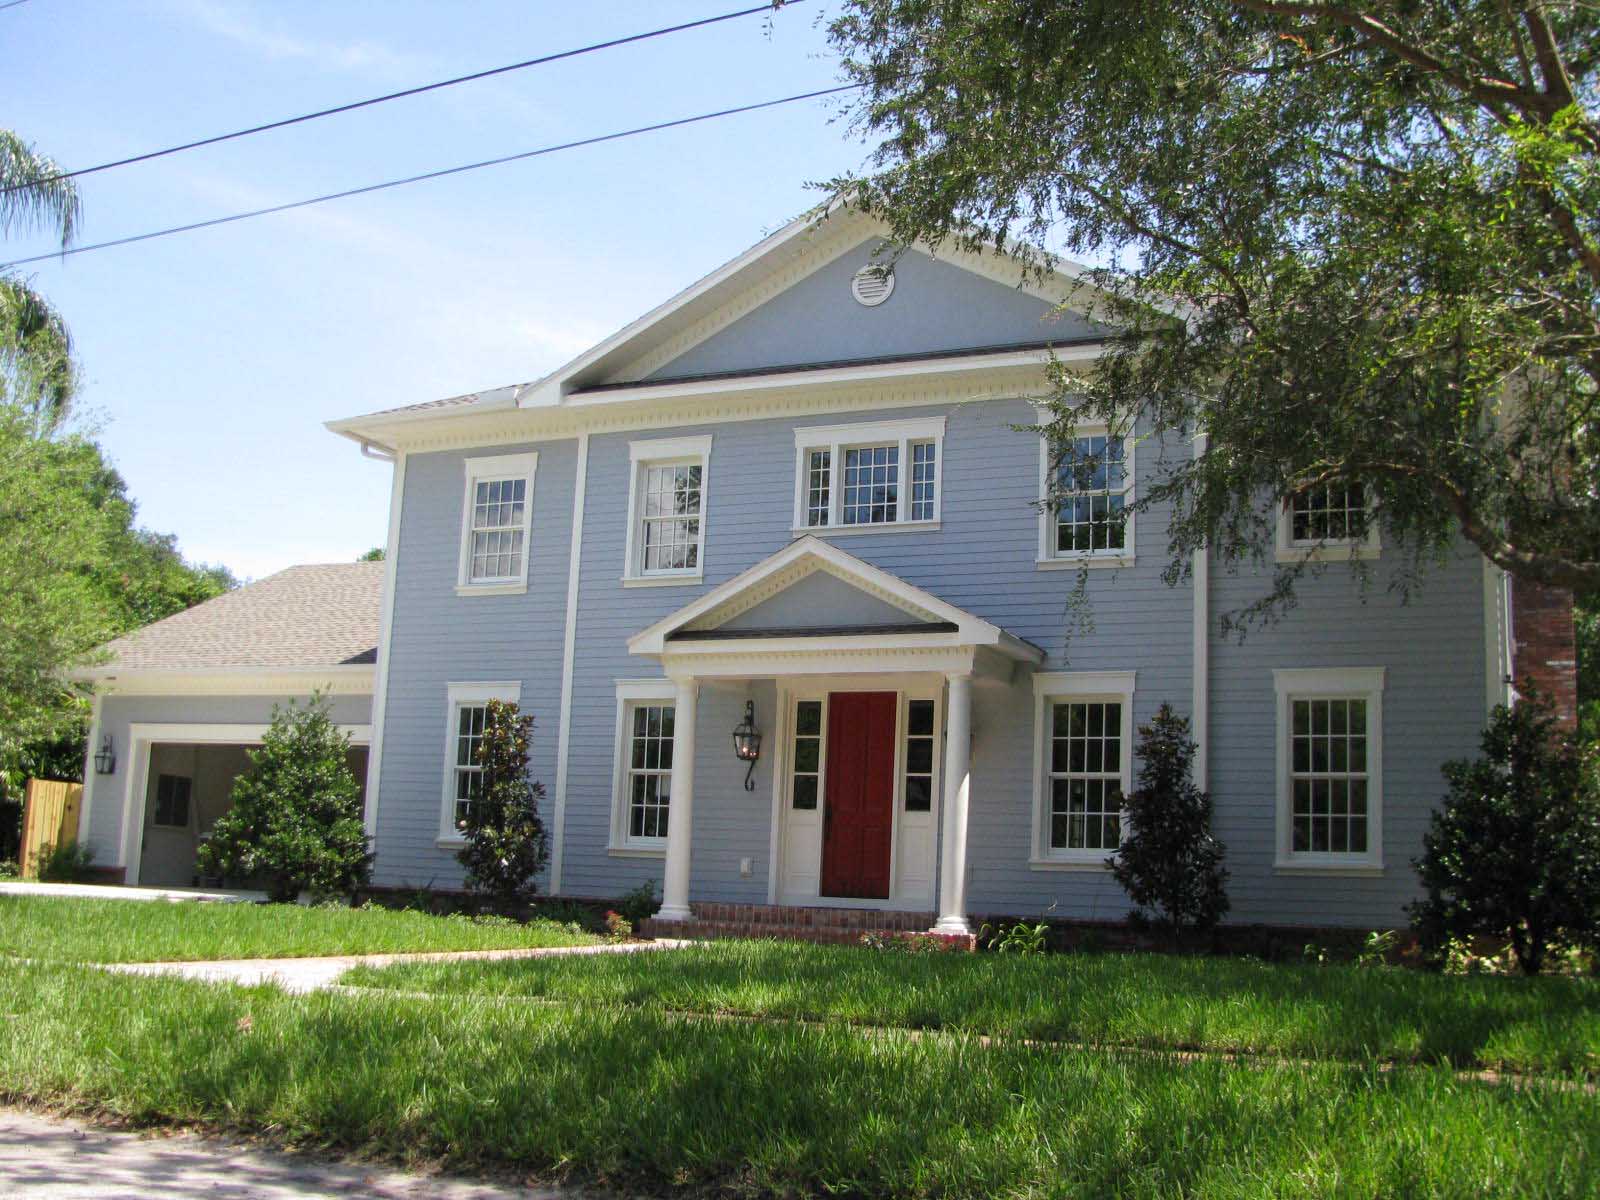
[1,961,1595,1198]
[344,939,1600,1075]
[0,895,597,962]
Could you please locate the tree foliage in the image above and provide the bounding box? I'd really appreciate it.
[1109,704,1230,940]
[197,694,371,903]
[1411,693,1600,973]
[456,699,549,905]
[829,1,1600,610]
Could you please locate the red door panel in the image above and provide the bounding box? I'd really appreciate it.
[820,691,897,899]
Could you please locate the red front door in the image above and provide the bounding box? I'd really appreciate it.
[820,691,897,899]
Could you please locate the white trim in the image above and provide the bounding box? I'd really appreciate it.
[791,416,946,534]
[1191,435,1210,792]
[87,666,375,697]
[1030,670,1136,868]
[439,681,522,842]
[629,536,1041,664]
[550,432,589,895]
[76,691,104,848]
[609,678,680,856]
[364,451,405,839]
[120,721,372,884]
[1273,490,1381,563]
[457,451,538,591]
[1482,557,1512,717]
[1036,423,1135,568]
[622,434,712,585]
[1272,667,1385,873]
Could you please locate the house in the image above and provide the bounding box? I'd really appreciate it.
[76,207,1575,933]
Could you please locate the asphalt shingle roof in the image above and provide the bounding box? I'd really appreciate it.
[98,562,383,674]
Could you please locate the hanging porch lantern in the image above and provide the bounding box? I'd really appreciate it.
[731,700,761,791]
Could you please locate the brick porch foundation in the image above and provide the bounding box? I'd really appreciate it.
[638,902,976,950]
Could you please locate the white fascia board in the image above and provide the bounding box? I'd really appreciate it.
[84,665,375,696]
[566,348,1072,410]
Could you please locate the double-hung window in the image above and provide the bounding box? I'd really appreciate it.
[1276,482,1380,562]
[457,452,538,594]
[1039,425,1133,567]
[1273,668,1385,872]
[1030,671,1136,868]
[440,681,521,841]
[623,436,712,585]
[611,679,680,853]
[792,416,945,533]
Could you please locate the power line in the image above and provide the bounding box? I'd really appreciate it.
[0,0,35,11]
[0,84,858,269]
[1,1,803,195]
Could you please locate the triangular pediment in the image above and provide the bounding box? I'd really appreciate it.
[627,538,1041,663]
[519,206,1116,406]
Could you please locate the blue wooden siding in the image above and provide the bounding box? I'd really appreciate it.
[372,391,1488,926]
[644,240,1106,381]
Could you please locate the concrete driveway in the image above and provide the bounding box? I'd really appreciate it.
[0,1109,599,1199]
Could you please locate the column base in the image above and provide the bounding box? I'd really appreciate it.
[931,914,971,936]
[652,904,695,923]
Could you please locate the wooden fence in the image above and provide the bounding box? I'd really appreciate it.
[20,778,83,880]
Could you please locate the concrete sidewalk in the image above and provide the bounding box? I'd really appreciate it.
[105,939,686,993]
[0,1108,596,1199]
[0,881,266,903]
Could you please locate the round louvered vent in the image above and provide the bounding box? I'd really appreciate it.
[851,264,895,307]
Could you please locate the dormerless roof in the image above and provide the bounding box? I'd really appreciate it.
[92,562,383,675]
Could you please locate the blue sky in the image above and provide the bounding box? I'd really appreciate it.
[6,0,862,578]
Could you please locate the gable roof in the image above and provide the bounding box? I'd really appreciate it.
[628,537,1043,663]
[326,206,1113,450]
[84,562,383,678]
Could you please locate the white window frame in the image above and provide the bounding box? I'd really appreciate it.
[622,435,712,587]
[1274,484,1380,563]
[609,678,680,856]
[1029,670,1136,869]
[791,416,945,535]
[1273,667,1385,874]
[457,452,538,595]
[1037,422,1135,569]
[439,680,522,844]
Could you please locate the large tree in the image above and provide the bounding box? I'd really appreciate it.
[829,2,1600,608]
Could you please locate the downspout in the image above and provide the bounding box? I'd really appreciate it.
[549,432,590,897]
[1191,433,1209,791]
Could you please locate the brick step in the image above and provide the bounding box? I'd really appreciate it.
[638,904,976,951]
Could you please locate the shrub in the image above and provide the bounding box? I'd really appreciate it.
[197,693,371,903]
[455,699,549,905]
[603,910,633,941]
[1108,703,1229,941]
[34,839,95,882]
[1411,693,1600,974]
[983,918,1050,955]
[615,879,658,924]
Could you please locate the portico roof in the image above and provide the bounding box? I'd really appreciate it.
[628,538,1043,679]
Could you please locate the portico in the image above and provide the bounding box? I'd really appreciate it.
[627,538,1043,935]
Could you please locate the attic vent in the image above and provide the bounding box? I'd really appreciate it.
[851,264,895,307]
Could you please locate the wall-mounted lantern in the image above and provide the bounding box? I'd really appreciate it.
[93,734,116,776]
[731,700,761,791]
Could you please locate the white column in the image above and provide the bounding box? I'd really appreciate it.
[654,677,698,922]
[934,672,973,935]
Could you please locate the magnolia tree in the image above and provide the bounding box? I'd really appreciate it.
[198,694,370,903]
[828,2,1600,618]
[1109,705,1230,941]
[1411,694,1600,973]
[455,699,549,905]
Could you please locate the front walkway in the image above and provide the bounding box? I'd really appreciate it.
[106,940,686,993]
[0,881,266,903]
[0,1107,592,1199]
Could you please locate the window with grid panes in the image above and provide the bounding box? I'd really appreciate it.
[791,700,822,810]
[450,704,488,830]
[1289,697,1370,854]
[626,702,675,841]
[638,461,703,574]
[1047,700,1124,851]
[1289,484,1367,544]
[1053,434,1128,555]
[903,699,935,812]
[467,477,527,581]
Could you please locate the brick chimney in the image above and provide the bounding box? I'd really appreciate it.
[1510,577,1579,728]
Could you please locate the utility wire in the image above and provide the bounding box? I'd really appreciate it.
[0,84,858,269]
[1,1,802,194]
[0,1,34,11]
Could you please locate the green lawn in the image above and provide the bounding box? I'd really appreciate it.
[1,961,1594,1198]
[344,939,1600,1075]
[0,895,597,962]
